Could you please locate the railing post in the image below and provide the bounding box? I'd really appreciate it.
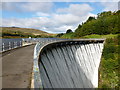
[2,43,4,51]
[14,41,16,48]
[9,42,11,50]
[20,41,22,47]
[16,42,17,48]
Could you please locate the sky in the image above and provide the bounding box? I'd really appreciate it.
[1,0,119,33]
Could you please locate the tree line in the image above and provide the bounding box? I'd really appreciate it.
[74,10,120,37]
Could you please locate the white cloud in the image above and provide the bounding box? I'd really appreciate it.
[21,2,53,13]
[57,4,93,16]
[2,17,54,31]
[2,2,21,12]
[53,14,81,25]
[53,25,76,33]
[55,4,97,25]
[36,12,50,17]
[101,2,118,12]
[2,2,53,13]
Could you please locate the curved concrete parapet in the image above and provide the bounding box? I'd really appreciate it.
[33,39,105,88]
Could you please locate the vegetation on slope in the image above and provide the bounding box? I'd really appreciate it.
[1,27,56,38]
[60,10,120,39]
[75,10,120,37]
[98,35,119,88]
[82,34,118,39]
[61,32,75,39]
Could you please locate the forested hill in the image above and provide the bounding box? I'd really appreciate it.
[60,10,120,39]
[75,10,120,37]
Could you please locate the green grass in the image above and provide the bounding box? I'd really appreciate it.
[61,32,75,39]
[81,34,118,39]
[61,33,118,39]
[98,35,119,88]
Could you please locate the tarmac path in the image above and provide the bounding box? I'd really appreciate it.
[2,45,35,88]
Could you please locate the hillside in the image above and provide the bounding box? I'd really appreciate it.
[59,10,120,39]
[0,27,56,38]
[74,10,120,37]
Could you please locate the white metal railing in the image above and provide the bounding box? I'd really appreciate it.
[1,39,22,52]
[1,38,66,52]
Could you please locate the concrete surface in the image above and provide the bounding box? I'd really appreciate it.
[1,45,35,88]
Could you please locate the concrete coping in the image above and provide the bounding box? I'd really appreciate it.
[38,39,105,59]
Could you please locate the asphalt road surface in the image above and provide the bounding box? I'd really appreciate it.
[2,45,35,88]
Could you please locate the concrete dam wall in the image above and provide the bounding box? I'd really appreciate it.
[33,39,105,88]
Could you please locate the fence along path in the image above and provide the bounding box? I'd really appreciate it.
[1,38,66,52]
[33,39,105,88]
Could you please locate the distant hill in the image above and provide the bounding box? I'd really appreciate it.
[0,27,56,38]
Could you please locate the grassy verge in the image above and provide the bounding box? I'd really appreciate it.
[81,34,118,39]
[98,35,119,88]
[60,32,75,39]
[61,33,118,39]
